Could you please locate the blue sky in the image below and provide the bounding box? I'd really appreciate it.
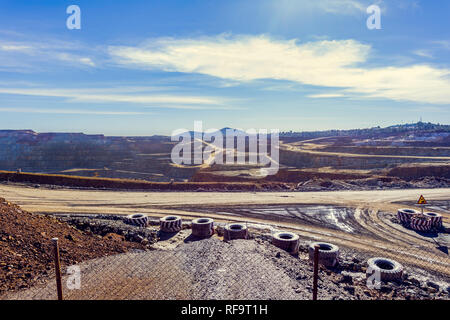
[0,0,449,135]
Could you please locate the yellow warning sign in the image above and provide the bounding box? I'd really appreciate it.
[417,195,427,205]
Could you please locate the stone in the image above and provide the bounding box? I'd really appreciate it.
[65,234,75,241]
[339,274,353,284]
[426,281,440,291]
[344,286,355,295]
[296,274,306,280]
[380,285,393,294]
[409,278,421,287]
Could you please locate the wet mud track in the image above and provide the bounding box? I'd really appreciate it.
[177,204,450,279]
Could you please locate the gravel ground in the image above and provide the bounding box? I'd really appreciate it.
[4,236,450,300]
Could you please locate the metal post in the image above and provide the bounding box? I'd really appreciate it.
[312,245,319,300]
[52,238,63,300]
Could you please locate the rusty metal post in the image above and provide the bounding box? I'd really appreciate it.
[52,238,63,300]
[312,245,319,300]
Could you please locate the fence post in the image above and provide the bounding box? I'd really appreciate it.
[52,238,63,300]
[312,245,319,300]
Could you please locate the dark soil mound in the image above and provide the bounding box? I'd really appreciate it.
[0,197,143,294]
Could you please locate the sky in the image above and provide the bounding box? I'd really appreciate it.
[0,0,449,135]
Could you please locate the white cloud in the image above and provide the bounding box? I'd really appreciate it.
[108,34,450,104]
[308,93,345,98]
[57,53,96,67]
[0,44,32,52]
[413,49,433,58]
[433,40,450,50]
[266,0,378,17]
[0,38,97,70]
[0,107,146,115]
[319,0,367,14]
[0,87,227,109]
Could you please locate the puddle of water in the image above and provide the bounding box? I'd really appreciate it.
[221,205,356,233]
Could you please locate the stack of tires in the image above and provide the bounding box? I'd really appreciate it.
[308,242,340,267]
[423,212,443,229]
[124,213,149,227]
[160,215,182,233]
[397,208,418,225]
[410,215,432,232]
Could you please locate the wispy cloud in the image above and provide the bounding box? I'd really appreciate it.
[108,34,450,104]
[319,0,368,14]
[432,40,450,50]
[56,53,96,67]
[412,49,433,59]
[0,86,230,109]
[266,0,380,17]
[0,107,146,115]
[0,38,97,70]
[0,44,32,52]
[307,93,345,98]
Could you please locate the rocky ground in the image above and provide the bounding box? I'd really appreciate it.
[2,174,450,193]
[296,176,450,192]
[3,212,449,300]
[0,198,145,295]
[4,234,450,300]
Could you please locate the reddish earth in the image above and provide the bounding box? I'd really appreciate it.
[0,170,294,191]
[386,164,450,180]
[190,168,372,183]
[0,197,144,294]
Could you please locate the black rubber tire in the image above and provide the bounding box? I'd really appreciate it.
[397,208,418,224]
[272,232,300,254]
[224,223,248,240]
[191,218,214,238]
[366,257,403,282]
[160,215,182,233]
[410,215,432,232]
[308,242,340,267]
[125,213,149,227]
[423,212,443,228]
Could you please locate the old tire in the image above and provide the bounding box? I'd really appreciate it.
[366,257,403,282]
[397,208,418,225]
[125,213,149,227]
[224,223,248,240]
[423,212,443,228]
[191,218,214,238]
[410,215,432,232]
[272,232,300,254]
[160,215,182,233]
[308,242,340,267]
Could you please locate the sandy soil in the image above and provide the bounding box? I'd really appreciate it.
[0,183,449,214]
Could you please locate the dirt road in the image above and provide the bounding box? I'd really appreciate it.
[0,183,449,214]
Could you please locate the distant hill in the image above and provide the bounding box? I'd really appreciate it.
[0,122,448,183]
[280,122,450,139]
